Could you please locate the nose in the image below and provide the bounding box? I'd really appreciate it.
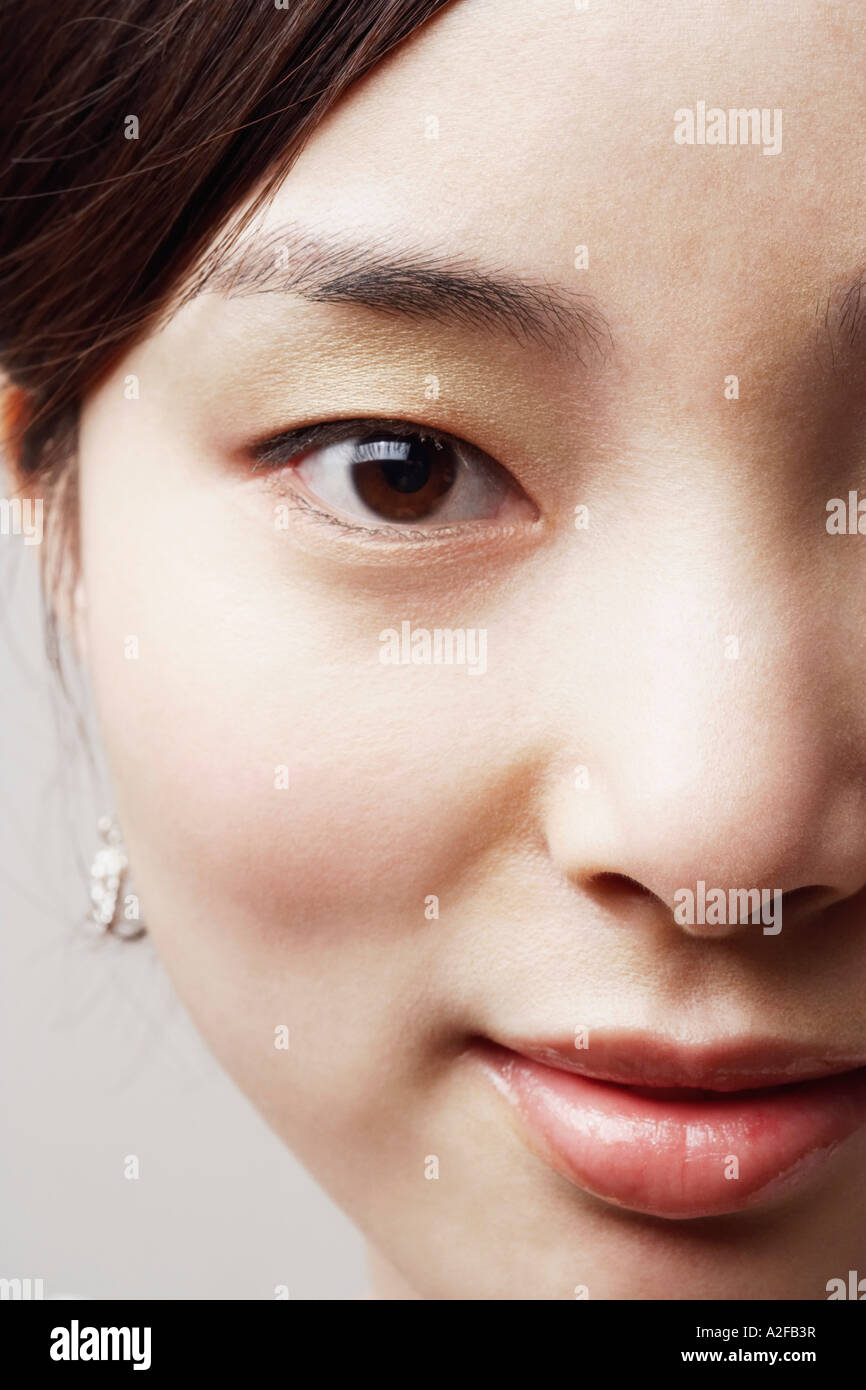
[542,576,866,942]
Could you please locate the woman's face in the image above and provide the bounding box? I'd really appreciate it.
[76,0,866,1297]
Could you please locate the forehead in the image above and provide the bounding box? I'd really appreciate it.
[246,0,866,369]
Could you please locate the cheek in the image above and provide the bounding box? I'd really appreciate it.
[77,440,515,1177]
[78,441,514,948]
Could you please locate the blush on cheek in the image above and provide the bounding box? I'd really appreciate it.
[89,614,509,947]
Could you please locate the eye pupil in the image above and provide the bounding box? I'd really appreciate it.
[382,452,430,493]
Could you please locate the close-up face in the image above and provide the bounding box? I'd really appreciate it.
[17,0,866,1300]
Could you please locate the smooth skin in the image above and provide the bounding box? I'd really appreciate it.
[63,0,866,1297]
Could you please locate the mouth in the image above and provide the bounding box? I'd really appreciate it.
[471,1034,866,1219]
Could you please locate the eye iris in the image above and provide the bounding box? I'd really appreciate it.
[351,434,457,520]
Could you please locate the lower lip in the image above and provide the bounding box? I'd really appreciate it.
[475,1044,866,1219]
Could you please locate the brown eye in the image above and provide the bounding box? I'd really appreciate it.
[268,418,536,535]
[349,434,457,521]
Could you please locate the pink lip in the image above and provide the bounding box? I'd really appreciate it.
[472,1035,866,1219]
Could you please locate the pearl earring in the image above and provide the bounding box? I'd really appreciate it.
[85,814,147,939]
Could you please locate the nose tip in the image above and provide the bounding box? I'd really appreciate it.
[539,549,866,940]
[545,753,866,941]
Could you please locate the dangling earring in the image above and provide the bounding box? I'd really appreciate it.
[85,814,147,939]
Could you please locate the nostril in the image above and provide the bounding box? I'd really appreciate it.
[589,872,661,909]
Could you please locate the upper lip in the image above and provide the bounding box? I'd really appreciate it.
[488,1032,866,1092]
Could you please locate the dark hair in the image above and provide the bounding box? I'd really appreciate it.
[0,0,450,526]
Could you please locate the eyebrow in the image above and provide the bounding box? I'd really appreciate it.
[188,223,614,365]
[820,273,866,371]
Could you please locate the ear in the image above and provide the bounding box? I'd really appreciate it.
[0,379,32,484]
[1,379,89,660]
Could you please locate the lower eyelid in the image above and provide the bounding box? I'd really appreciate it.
[263,471,447,541]
[261,470,542,551]
[294,488,429,540]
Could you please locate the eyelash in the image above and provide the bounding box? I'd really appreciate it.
[252,415,455,467]
[249,416,518,543]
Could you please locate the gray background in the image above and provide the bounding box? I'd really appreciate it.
[0,521,366,1300]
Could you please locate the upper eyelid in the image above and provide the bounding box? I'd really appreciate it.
[250,416,484,468]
